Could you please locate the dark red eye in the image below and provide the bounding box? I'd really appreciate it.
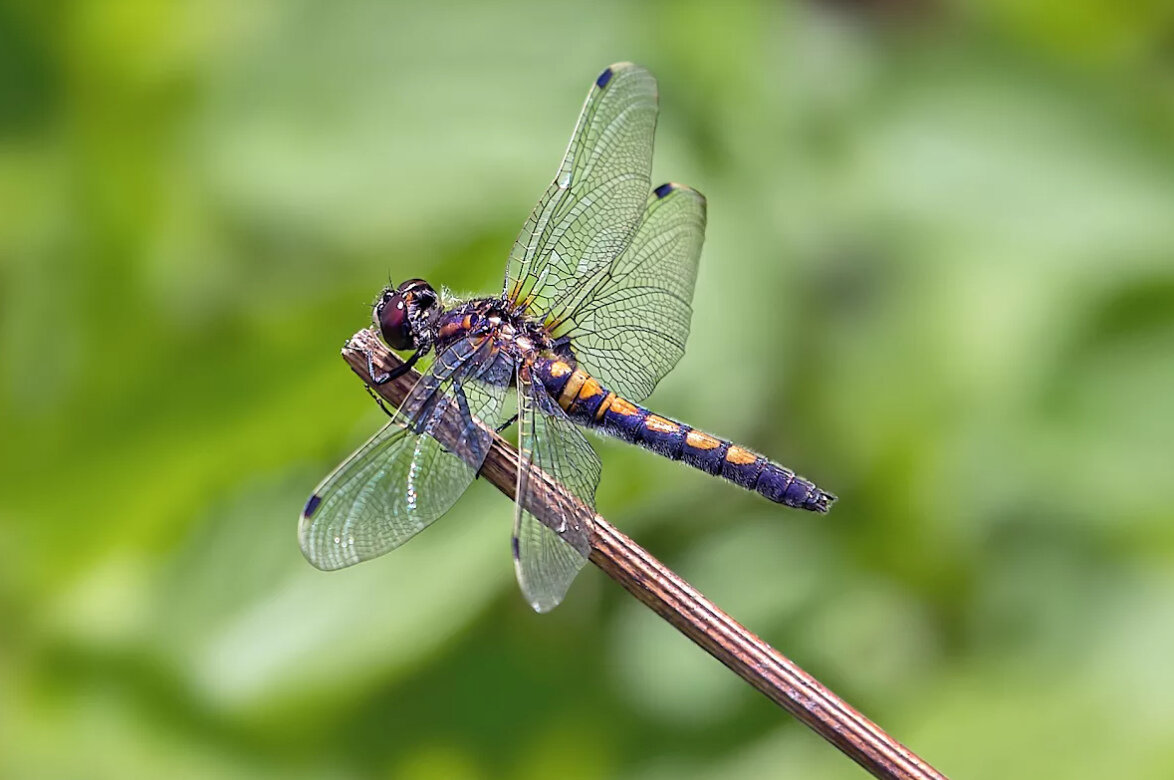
[377,293,414,350]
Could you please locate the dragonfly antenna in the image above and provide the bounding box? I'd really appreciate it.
[342,327,947,780]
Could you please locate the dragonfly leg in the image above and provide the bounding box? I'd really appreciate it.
[447,378,501,477]
[367,348,421,385]
[364,385,396,419]
[452,378,474,427]
[495,413,518,433]
[365,349,390,384]
[436,378,477,460]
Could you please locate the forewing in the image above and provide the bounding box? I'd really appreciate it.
[512,366,599,613]
[299,338,510,570]
[558,184,706,401]
[503,63,658,322]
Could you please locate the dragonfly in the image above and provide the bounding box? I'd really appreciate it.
[300,63,835,612]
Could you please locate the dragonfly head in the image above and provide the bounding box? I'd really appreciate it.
[374,278,440,351]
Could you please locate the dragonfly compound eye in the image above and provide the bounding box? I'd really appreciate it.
[376,292,414,350]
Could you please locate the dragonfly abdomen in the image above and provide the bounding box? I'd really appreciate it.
[534,357,835,513]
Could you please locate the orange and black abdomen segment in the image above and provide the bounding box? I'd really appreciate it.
[533,357,835,512]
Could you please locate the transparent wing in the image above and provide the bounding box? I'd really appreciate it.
[299,337,510,570]
[512,365,599,613]
[503,63,658,324]
[556,183,706,401]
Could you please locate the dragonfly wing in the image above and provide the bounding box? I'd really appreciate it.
[512,365,599,613]
[299,337,510,570]
[504,63,658,321]
[557,183,706,401]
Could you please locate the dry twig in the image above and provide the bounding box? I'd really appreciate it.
[342,327,947,780]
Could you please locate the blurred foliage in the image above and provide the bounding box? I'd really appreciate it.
[2,1,1174,778]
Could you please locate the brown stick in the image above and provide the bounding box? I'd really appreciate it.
[341,328,947,780]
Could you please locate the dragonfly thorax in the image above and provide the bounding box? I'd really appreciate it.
[430,298,557,362]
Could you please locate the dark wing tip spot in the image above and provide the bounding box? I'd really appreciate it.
[303,494,322,519]
[511,534,521,559]
[596,67,614,88]
[653,182,675,199]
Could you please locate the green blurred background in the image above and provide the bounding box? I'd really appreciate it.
[3,1,1173,778]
